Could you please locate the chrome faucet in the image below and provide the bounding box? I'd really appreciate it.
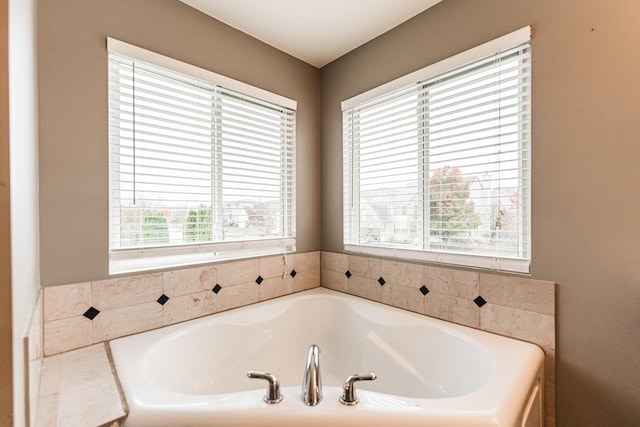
[339,373,377,405]
[247,371,283,404]
[301,344,322,406]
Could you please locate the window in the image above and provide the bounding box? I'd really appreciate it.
[108,39,296,274]
[343,28,531,273]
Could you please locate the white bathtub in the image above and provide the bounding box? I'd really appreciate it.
[110,288,544,427]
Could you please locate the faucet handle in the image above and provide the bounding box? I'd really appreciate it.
[247,371,283,404]
[339,373,377,406]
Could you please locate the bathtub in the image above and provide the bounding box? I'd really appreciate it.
[110,288,544,427]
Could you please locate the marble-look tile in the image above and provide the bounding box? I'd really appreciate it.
[260,255,287,279]
[381,260,425,288]
[38,353,62,397]
[214,281,260,313]
[387,284,425,314]
[36,393,59,427]
[92,302,163,342]
[92,273,163,310]
[293,251,320,272]
[423,292,480,328]
[546,380,556,423]
[28,291,43,427]
[293,269,320,292]
[425,266,479,299]
[216,259,260,286]
[259,276,294,301]
[321,251,348,272]
[43,316,92,356]
[348,255,382,281]
[44,282,91,321]
[347,276,381,301]
[479,273,555,315]
[56,344,126,427]
[163,266,215,298]
[321,269,347,293]
[480,303,555,350]
[163,291,217,325]
[544,349,556,421]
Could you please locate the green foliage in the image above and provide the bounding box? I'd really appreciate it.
[184,206,212,243]
[142,211,170,245]
[429,166,480,239]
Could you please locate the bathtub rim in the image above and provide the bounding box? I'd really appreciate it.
[110,287,545,426]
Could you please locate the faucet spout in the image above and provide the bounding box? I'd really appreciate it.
[301,344,322,406]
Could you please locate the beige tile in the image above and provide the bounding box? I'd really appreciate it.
[163,291,217,325]
[479,273,555,315]
[163,265,215,298]
[423,292,480,328]
[198,265,217,290]
[259,276,294,301]
[92,273,163,310]
[321,251,347,272]
[321,269,347,293]
[260,255,287,279]
[348,255,382,281]
[387,284,425,314]
[92,302,163,342]
[44,282,91,321]
[28,292,44,427]
[545,349,556,386]
[35,393,59,427]
[39,353,62,397]
[546,379,556,422]
[425,266,479,299]
[541,348,555,421]
[57,344,126,427]
[216,258,260,286]
[347,275,382,301]
[215,281,260,312]
[293,251,320,272]
[381,260,425,288]
[293,269,320,292]
[480,304,555,350]
[43,316,92,356]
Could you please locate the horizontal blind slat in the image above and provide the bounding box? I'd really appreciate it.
[108,48,296,258]
[343,40,530,268]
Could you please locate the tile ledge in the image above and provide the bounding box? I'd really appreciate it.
[36,343,128,427]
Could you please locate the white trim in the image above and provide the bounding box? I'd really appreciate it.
[345,244,530,274]
[111,238,296,275]
[341,26,531,111]
[107,37,297,111]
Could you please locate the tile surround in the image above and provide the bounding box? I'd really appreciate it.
[43,252,321,356]
[321,251,556,426]
[27,290,44,427]
[40,249,554,426]
[36,344,126,427]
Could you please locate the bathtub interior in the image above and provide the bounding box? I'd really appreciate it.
[141,295,495,399]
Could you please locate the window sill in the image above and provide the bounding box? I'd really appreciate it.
[344,244,530,274]
[110,238,295,275]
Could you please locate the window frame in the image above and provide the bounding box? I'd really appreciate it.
[342,27,531,273]
[107,38,296,274]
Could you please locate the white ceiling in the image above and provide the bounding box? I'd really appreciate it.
[179,0,442,68]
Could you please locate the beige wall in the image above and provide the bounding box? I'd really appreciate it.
[0,1,14,424]
[321,0,640,425]
[37,0,321,286]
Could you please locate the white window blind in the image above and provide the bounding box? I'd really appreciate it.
[343,31,531,273]
[108,40,295,274]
